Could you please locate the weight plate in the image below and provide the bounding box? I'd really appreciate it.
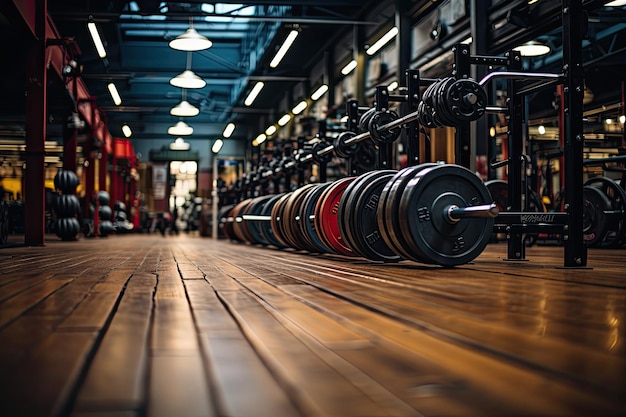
[270,192,293,248]
[232,198,254,242]
[298,182,334,253]
[445,78,487,123]
[259,194,287,248]
[222,205,238,241]
[283,184,318,251]
[315,177,357,256]
[347,170,400,262]
[399,164,494,266]
[584,177,626,248]
[245,195,274,245]
[378,163,439,262]
[484,180,509,212]
[218,204,235,239]
[582,184,612,247]
[338,171,382,257]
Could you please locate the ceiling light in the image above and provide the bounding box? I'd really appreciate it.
[244,81,264,106]
[170,70,206,89]
[311,84,329,100]
[341,60,357,75]
[223,123,235,138]
[605,1,626,6]
[538,125,546,135]
[366,27,398,56]
[265,125,277,136]
[387,81,398,92]
[170,100,199,117]
[212,139,224,153]
[270,30,299,68]
[252,133,267,146]
[107,83,122,105]
[277,114,291,126]
[619,115,625,124]
[169,27,212,51]
[292,100,307,115]
[121,124,132,138]
[87,22,106,58]
[168,121,193,136]
[170,137,190,150]
[513,40,550,57]
[605,118,613,125]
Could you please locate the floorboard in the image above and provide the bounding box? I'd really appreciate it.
[0,234,624,417]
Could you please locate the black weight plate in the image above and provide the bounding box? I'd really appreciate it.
[339,170,383,257]
[399,164,494,266]
[298,183,334,253]
[259,194,287,248]
[350,171,400,262]
[584,177,626,248]
[245,195,273,245]
[446,78,487,122]
[582,185,612,247]
[484,180,509,212]
[377,163,439,262]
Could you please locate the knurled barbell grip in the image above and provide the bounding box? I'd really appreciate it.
[447,203,499,222]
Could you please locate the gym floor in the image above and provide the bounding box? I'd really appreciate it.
[0,234,624,417]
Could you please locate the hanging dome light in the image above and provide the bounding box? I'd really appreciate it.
[170,100,199,117]
[169,27,212,51]
[170,70,206,89]
[168,121,193,136]
[513,40,550,57]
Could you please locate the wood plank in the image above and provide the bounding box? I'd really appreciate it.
[185,279,303,417]
[71,274,155,414]
[216,289,419,417]
[0,331,98,417]
[0,277,72,328]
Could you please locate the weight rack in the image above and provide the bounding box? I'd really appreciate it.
[219,0,588,268]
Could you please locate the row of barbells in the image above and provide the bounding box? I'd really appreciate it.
[220,163,498,267]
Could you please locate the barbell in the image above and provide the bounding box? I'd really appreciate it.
[249,76,489,182]
[220,163,498,266]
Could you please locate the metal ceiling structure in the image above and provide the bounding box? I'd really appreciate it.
[0,0,379,145]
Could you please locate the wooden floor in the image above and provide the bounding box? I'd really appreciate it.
[0,233,625,417]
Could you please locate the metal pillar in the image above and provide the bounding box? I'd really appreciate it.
[24,0,47,246]
[562,0,587,267]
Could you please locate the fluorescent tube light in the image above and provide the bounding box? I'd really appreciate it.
[311,84,329,100]
[223,123,235,138]
[212,139,224,153]
[244,81,264,106]
[87,22,107,58]
[291,100,307,115]
[107,83,122,105]
[366,27,398,56]
[341,60,357,75]
[270,30,299,68]
[121,124,132,138]
[277,114,291,126]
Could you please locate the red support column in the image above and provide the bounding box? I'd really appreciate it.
[99,119,108,197]
[24,0,47,246]
[63,76,78,172]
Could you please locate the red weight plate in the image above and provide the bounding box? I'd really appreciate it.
[314,177,356,256]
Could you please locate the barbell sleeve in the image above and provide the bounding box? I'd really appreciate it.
[447,203,499,222]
